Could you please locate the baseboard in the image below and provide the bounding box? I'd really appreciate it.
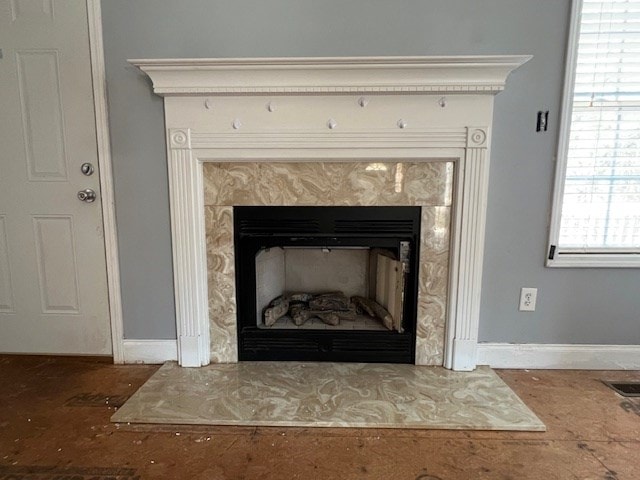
[122,339,178,364]
[120,340,640,369]
[477,343,640,370]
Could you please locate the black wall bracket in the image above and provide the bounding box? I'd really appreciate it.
[537,110,549,132]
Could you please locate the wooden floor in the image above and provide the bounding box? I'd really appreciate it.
[0,356,638,480]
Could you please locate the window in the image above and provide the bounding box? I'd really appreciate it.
[548,0,640,267]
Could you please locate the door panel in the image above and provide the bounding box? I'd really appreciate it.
[0,216,15,313]
[16,49,68,180]
[9,0,55,21]
[0,0,112,354]
[33,216,80,313]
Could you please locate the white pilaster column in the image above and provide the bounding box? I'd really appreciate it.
[167,128,210,366]
[450,127,490,371]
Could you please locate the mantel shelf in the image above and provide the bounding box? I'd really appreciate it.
[129,55,531,96]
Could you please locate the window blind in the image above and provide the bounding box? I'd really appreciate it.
[560,0,640,251]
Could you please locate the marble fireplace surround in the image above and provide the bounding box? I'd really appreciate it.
[204,161,453,367]
[131,56,531,371]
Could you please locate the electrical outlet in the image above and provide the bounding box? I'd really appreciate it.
[519,287,537,312]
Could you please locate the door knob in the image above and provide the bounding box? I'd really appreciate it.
[77,189,96,203]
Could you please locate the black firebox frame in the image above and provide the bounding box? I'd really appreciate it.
[233,206,421,364]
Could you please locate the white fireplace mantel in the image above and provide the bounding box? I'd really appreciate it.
[131,56,531,371]
[131,55,529,96]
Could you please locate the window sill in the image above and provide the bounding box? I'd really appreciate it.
[546,253,640,268]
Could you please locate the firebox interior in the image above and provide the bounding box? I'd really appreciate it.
[255,246,401,330]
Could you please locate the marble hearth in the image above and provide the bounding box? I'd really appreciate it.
[131,55,531,370]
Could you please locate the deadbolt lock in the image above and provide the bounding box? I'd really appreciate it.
[81,163,94,176]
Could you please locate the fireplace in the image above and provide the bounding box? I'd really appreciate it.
[130,55,531,369]
[235,206,421,363]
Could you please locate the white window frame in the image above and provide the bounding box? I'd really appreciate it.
[547,0,640,268]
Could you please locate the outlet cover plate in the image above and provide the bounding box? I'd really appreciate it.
[519,287,537,311]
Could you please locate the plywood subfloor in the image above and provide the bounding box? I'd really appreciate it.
[112,362,545,431]
[1,355,639,479]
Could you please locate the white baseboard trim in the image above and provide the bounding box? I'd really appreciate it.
[122,339,178,364]
[477,343,640,370]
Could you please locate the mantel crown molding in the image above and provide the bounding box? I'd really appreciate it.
[129,55,531,96]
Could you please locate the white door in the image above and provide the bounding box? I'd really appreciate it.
[0,0,112,354]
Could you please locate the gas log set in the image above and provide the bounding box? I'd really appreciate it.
[263,291,397,331]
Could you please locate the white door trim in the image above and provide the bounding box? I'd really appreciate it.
[86,0,124,363]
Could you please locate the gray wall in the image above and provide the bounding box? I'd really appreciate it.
[101,0,640,344]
